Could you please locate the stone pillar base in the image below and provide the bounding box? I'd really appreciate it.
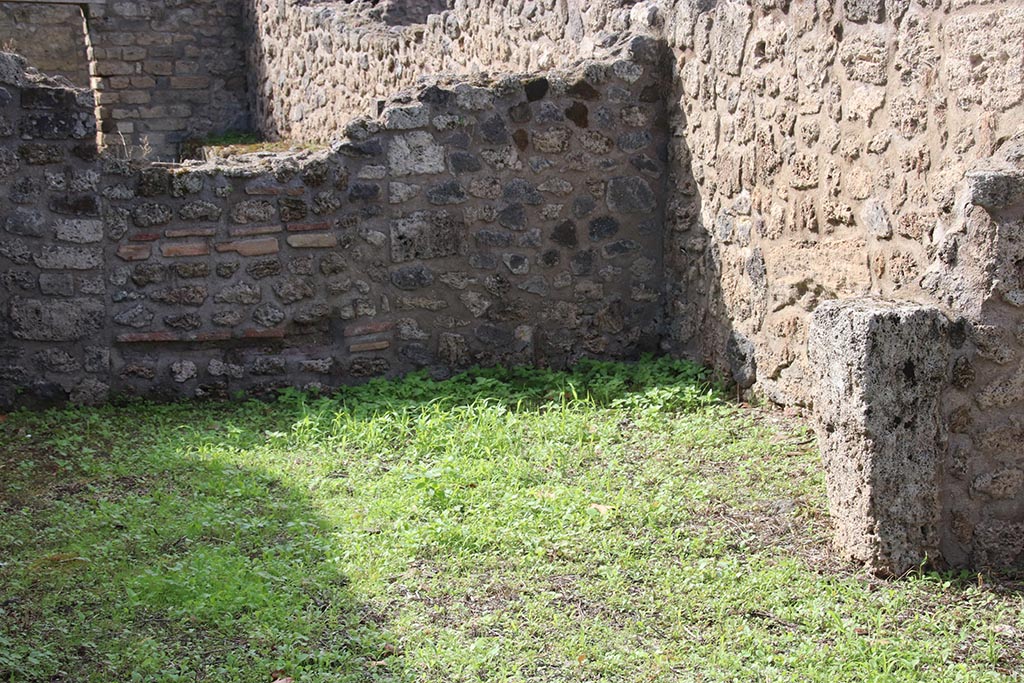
[809,298,950,576]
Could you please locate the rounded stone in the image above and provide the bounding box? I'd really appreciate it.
[170,360,197,384]
[253,303,286,327]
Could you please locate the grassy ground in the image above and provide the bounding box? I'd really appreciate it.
[0,358,1020,682]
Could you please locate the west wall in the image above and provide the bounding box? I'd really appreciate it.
[0,49,668,404]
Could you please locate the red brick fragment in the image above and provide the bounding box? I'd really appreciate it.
[115,331,181,343]
[286,221,331,232]
[287,234,337,249]
[116,244,152,261]
[193,330,233,342]
[165,227,217,238]
[228,224,283,238]
[129,232,161,242]
[161,242,210,257]
[241,326,287,339]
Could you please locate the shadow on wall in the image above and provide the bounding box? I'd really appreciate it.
[375,0,452,25]
[659,47,745,398]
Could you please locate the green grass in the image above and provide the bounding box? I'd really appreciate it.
[0,357,1020,682]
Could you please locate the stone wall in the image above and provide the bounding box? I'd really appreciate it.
[0,1,251,160]
[245,0,1023,409]
[655,0,1024,572]
[923,137,1024,570]
[0,4,89,86]
[805,134,1024,574]
[0,54,106,406]
[2,0,628,159]
[86,0,250,160]
[660,0,1023,405]
[244,0,647,141]
[0,49,668,404]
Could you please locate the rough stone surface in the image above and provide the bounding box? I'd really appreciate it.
[809,299,950,576]
[0,50,661,415]
[4,1,252,159]
[10,298,104,342]
[388,131,445,176]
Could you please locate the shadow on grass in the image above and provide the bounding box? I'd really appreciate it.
[0,401,407,682]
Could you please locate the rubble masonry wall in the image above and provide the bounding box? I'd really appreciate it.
[0,50,669,407]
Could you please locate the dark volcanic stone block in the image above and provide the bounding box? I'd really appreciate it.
[390,263,435,290]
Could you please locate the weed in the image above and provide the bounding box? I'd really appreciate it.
[100,130,152,162]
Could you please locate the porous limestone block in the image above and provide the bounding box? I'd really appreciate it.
[809,298,950,576]
[965,168,1024,211]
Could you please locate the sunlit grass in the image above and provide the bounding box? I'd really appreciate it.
[0,358,1020,681]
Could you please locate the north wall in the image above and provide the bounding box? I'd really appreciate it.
[0,48,668,404]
